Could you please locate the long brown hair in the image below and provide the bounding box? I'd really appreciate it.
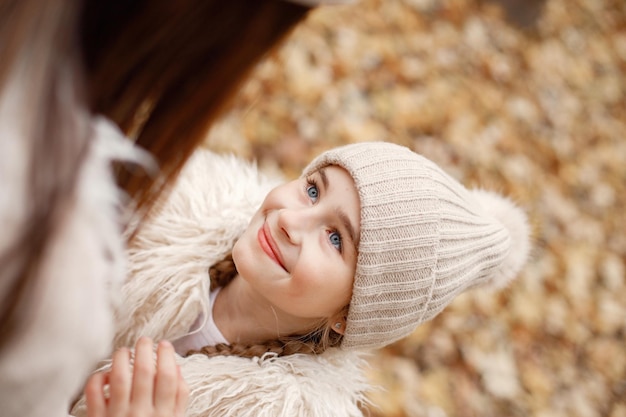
[0,0,310,350]
[188,254,347,359]
[80,0,311,220]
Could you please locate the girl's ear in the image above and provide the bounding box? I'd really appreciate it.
[329,315,347,335]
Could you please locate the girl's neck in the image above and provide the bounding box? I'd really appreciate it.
[212,275,316,345]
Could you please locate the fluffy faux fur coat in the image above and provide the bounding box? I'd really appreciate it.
[71,149,372,417]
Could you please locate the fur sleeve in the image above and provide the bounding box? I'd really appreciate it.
[71,348,373,417]
[180,350,372,417]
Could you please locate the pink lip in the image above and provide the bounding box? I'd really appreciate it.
[258,222,287,271]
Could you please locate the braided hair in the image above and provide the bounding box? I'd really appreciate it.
[186,254,347,359]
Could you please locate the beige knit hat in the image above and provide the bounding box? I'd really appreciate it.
[302,142,531,350]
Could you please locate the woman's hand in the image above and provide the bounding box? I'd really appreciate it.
[85,337,189,417]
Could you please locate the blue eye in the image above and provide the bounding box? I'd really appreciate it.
[306,184,319,202]
[329,231,342,252]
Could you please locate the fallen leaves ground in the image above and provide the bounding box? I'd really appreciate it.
[205,0,626,416]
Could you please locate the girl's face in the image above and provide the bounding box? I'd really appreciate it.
[232,165,360,322]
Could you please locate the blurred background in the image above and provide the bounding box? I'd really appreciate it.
[205,0,625,416]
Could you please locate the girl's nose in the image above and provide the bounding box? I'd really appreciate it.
[276,208,314,244]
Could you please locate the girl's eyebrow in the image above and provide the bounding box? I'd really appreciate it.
[336,207,359,248]
[319,167,359,247]
[318,167,329,189]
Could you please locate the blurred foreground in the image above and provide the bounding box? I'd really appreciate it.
[206,0,626,416]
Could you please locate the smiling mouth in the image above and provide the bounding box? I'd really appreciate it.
[258,223,287,271]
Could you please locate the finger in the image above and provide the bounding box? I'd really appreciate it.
[174,365,190,417]
[109,348,132,417]
[85,372,107,417]
[130,337,156,409]
[153,340,178,411]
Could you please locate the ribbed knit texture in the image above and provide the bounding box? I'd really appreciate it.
[303,142,530,350]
